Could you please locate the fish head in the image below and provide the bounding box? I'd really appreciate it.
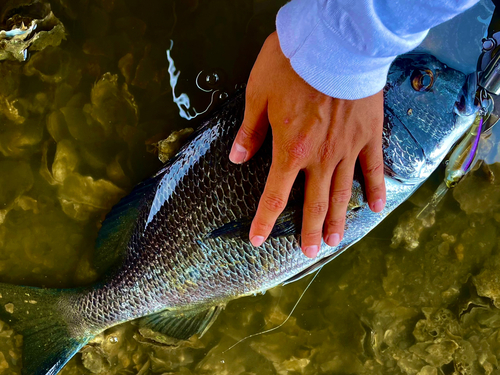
[382,53,476,183]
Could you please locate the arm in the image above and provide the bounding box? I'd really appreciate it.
[229,0,479,258]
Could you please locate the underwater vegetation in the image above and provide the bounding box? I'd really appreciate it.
[1,0,500,374]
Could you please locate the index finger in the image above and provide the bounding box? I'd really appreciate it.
[249,163,298,247]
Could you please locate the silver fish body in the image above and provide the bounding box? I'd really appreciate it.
[73,53,475,329]
[0,53,478,375]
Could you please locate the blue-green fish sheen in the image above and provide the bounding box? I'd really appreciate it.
[0,53,476,375]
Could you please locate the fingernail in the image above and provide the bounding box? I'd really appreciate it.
[251,235,265,247]
[229,143,247,164]
[303,245,318,258]
[326,233,340,247]
[372,199,385,213]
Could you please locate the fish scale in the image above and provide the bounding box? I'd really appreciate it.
[0,53,479,375]
[74,57,468,332]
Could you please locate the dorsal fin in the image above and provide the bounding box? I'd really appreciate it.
[139,305,224,340]
[93,174,162,274]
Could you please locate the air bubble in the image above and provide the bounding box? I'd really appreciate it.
[108,336,119,343]
[219,92,228,100]
[205,72,220,86]
[196,69,224,91]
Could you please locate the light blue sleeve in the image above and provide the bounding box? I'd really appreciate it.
[276,0,479,100]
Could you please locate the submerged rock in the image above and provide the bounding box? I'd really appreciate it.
[152,128,194,163]
[2,0,500,374]
[0,160,34,224]
[453,163,500,215]
[58,174,125,221]
[391,208,427,250]
[23,46,78,84]
[86,73,139,138]
[0,0,66,62]
[473,253,500,309]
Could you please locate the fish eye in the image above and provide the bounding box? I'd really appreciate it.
[410,69,434,92]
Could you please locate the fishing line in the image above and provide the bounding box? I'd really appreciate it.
[195,71,214,93]
[166,40,219,120]
[222,267,323,353]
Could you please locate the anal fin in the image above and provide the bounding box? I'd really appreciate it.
[139,305,224,340]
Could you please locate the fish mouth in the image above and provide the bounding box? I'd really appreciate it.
[383,102,477,184]
[454,73,479,117]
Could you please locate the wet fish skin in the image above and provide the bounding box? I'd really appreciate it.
[383,54,471,179]
[74,54,471,328]
[0,53,476,375]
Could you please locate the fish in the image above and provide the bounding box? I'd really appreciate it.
[0,53,477,375]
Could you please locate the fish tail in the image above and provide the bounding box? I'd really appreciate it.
[0,283,91,375]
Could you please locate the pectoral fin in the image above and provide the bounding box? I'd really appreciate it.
[139,305,224,340]
[208,204,302,241]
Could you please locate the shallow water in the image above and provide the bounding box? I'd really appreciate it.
[1,0,500,374]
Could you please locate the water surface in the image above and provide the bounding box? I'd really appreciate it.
[1,1,500,374]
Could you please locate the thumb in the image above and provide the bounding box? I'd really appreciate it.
[229,90,269,164]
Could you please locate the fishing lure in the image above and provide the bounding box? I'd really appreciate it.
[418,88,494,220]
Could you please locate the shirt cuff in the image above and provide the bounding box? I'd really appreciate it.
[276,0,428,100]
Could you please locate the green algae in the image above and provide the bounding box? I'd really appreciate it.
[1,0,500,374]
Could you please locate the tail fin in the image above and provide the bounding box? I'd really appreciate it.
[0,283,90,375]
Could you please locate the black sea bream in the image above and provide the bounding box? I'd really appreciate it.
[0,53,477,375]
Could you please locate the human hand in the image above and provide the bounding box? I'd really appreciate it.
[229,32,386,259]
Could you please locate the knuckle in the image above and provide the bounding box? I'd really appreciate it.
[367,182,385,195]
[319,142,336,163]
[326,217,345,228]
[307,91,321,102]
[282,139,311,168]
[253,220,274,233]
[288,140,309,160]
[330,188,352,205]
[302,229,323,240]
[240,123,265,143]
[364,160,384,177]
[262,193,287,213]
[305,201,328,215]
